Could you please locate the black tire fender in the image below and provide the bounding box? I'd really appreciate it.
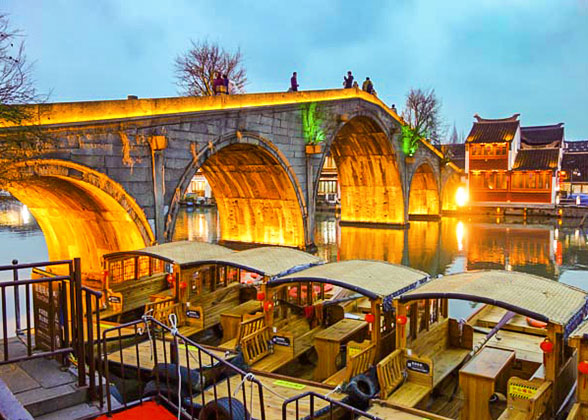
[198,397,248,420]
[345,373,377,404]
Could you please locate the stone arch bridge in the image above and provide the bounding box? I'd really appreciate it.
[1,89,462,273]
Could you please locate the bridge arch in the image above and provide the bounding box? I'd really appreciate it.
[441,173,462,212]
[167,133,307,248]
[321,113,405,225]
[5,160,153,274]
[408,162,440,217]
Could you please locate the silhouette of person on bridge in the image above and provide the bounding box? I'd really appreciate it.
[222,74,230,94]
[290,72,299,92]
[213,72,225,95]
[343,71,354,88]
[362,77,374,94]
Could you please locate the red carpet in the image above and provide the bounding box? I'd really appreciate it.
[94,401,176,419]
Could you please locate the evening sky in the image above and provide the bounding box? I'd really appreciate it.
[4,0,588,139]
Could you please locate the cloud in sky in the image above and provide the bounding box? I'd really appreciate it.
[5,0,588,138]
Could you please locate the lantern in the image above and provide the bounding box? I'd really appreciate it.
[365,313,375,323]
[264,300,274,312]
[179,281,187,290]
[396,315,408,325]
[102,270,108,283]
[579,361,588,375]
[166,273,174,284]
[257,292,266,301]
[540,338,554,353]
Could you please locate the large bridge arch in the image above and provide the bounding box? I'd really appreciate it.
[321,114,405,225]
[408,162,440,217]
[5,160,153,274]
[167,133,307,248]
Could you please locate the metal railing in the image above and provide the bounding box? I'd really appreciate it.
[0,258,98,392]
[282,391,382,420]
[101,316,267,419]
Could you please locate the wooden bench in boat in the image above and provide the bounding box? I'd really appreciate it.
[497,377,551,420]
[219,312,265,351]
[219,300,263,343]
[411,318,472,388]
[377,349,433,408]
[240,316,323,373]
[107,273,168,316]
[323,340,376,386]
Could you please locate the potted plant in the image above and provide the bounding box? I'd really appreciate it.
[302,103,325,154]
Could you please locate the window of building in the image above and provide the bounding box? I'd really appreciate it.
[319,180,337,194]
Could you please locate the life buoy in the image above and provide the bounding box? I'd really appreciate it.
[526,317,547,328]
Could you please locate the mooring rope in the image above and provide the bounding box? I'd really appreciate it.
[169,313,182,420]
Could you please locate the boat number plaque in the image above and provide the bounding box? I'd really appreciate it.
[407,359,430,374]
[272,336,291,347]
[108,296,121,304]
[186,309,201,319]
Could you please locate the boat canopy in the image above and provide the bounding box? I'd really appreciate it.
[103,241,234,267]
[271,260,429,311]
[200,246,323,278]
[400,270,588,336]
[569,320,588,342]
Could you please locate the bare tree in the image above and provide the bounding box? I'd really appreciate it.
[0,14,41,123]
[174,40,247,96]
[0,14,50,185]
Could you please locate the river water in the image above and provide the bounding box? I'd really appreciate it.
[2,198,588,324]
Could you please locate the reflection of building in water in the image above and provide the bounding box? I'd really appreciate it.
[466,224,557,278]
[317,155,340,206]
[314,216,339,262]
[172,208,220,243]
[0,198,37,232]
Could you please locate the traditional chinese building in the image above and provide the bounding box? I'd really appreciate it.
[465,114,563,206]
[561,140,588,194]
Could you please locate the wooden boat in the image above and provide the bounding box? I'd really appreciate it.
[101,241,234,321]
[566,320,588,419]
[223,260,429,381]
[374,270,588,420]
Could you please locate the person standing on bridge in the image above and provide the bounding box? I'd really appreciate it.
[213,72,224,95]
[290,72,299,92]
[343,71,354,88]
[222,74,230,94]
[362,77,374,94]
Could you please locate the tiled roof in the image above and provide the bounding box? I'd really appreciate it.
[521,124,564,146]
[466,119,520,144]
[562,153,588,182]
[513,149,560,171]
[566,140,588,153]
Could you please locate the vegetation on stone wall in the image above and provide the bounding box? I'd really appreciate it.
[301,103,326,145]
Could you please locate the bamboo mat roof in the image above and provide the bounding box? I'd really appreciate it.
[200,246,323,278]
[569,320,588,340]
[103,240,234,267]
[401,270,588,329]
[272,260,429,301]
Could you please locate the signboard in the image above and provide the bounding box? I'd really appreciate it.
[406,359,430,374]
[272,335,291,347]
[32,282,63,352]
[508,382,538,400]
[108,295,121,304]
[186,309,201,319]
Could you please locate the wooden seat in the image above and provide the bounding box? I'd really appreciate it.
[144,297,186,328]
[497,377,551,420]
[108,274,168,315]
[219,312,265,351]
[386,382,431,407]
[324,340,376,386]
[377,349,433,408]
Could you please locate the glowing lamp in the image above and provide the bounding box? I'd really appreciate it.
[257,292,266,301]
[540,338,554,353]
[365,313,375,323]
[166,274,174,284]
[396,315,408,325]
[102,270,108,282]
[264,301,274,312]
[579,361,588,375]
[456,187,468,207]
[179,281,187,290]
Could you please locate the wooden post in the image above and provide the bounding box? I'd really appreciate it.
[395,301,407,350]
[371,298,382,359]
